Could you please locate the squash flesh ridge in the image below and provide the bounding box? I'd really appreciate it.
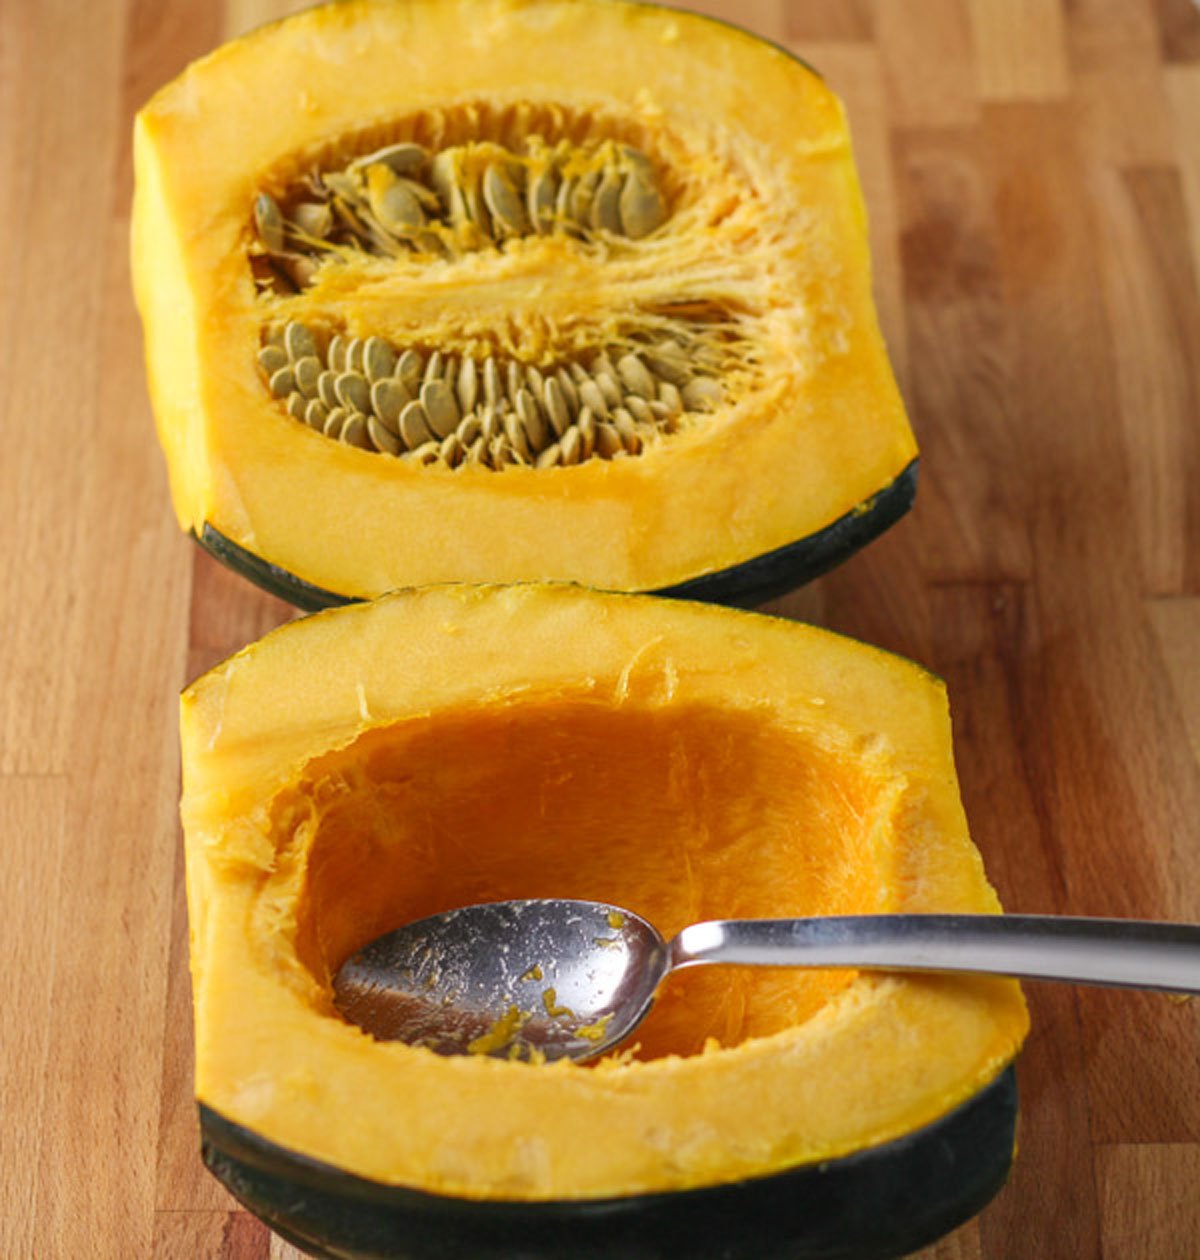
[133,0,915,596]
[182,586,1028,1199]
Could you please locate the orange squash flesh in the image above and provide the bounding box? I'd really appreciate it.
[181,584,1028,1201]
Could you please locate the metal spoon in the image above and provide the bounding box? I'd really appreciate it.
[333,899,1200,1063]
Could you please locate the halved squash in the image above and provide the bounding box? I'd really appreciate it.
[133,0,916,609]
[181,583,1028,1257]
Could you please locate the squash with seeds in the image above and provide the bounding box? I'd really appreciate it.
[132,0,917,608]
[182,583,1028,1258]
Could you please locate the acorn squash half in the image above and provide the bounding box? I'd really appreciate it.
[180,584,1028,1259]
[133,0,917,610]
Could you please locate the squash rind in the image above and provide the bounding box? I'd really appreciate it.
[195,458,918,611]
[199,1067,1017,1260]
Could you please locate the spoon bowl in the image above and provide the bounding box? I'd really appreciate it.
[334,899,1200,1062]
[334,899,670,1061]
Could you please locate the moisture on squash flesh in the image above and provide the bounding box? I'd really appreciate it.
[132,0,916,603]
[180,584,1028,1202]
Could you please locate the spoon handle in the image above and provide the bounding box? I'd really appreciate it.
[670,914,1200,994]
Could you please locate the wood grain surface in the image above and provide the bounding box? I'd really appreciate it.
[1,0,1197,1256]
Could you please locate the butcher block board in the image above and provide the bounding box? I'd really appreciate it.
[1,0,1198,1256]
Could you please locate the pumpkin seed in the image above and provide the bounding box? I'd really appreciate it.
[305,399,328,429]
[323,407,348,439]
[370,378,409,429]
[577,379,610,419]
[420,379,460,438]
[490,435,515,467]
[424,350,443,383]
[483,357,502,408]
[560,426,583,465]
[643,342,691,387]
[461,167,492,237]
[286,391,307,420]
[516,388,549,451]
[291,201,333,238]
[335,371,370,414]
[503,409,532,459]
[555,172,581,232]
[505,360,523,407]
[257,345,288,376]
[346,338,366,374]
[396,349,424,392]
[479,404,501,443]
[439,433,465,467]
[327,336,348,373]
[657,380,683,417]
[590,167,624,234]
[612,407,641,450]
[624,394,653,425]
[594,370,623,410]
[457,412,483,446]
[544,377,571,437]
[293,356,321,398]
[367,166,427,234]
[284,321,316,362]
[457,356,479,414]
[576,406,597,458]
[570,169,601,228]
[681,376,722,412]
[341,413,373,450]
[254,193,285,253]
[430,151,469,225]
[349,142,429,177]
[268,366,295,398]
[555,367,580,417]
[399,401,436,448]
[594,422,623,458]
[619,169,667,239]
[527,164,559,234]
[617,353,656,399]
[536,442,562,468]
[367,416,402,455]
[482,162,529,237]
[318,371,341,409]
[525,364,546,398]
[363,337,397,383]
[274,250,319,290]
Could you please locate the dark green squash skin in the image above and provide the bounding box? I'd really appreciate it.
[199,1059,1014,1260]
[194,459,917,612]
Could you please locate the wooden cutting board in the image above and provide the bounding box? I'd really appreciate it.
[2,0,1197,1256]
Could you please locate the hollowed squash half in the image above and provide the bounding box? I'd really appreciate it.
[133,0,917,609]
[181,584,1027,1258]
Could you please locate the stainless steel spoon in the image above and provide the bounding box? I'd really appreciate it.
[333,899,1200,1063]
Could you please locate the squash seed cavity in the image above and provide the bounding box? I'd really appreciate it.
[250,108,757,469]
[259,321,721,471]
[252,135,668,289]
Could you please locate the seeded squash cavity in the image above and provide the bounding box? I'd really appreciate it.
[182,584,1027,1259]
[132,0,917,607]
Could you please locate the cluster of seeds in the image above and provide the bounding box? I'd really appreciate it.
[259,322,722,469]
[254,137,667,289]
